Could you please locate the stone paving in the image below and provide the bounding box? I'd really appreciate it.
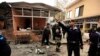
[10,42,89,56]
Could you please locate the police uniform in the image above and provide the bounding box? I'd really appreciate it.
[0,35,11,56]
[58,22,83,56]
[88,28,98,56]
[89,27,100,56]
[96,27,100,56]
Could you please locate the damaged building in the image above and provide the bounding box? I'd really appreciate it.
[0,2,61,43]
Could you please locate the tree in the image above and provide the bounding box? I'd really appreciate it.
[55,0,67,20]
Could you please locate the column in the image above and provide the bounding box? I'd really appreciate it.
[97,18,100,27]
[32,9,34,30]
[22,8,24,16]
[82,19,86,33]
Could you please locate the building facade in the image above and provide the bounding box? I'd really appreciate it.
[8,2,61,35]
[0,2,61,41]
[65,0,100,32]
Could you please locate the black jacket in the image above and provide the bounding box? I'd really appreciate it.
[0,35,11,56]
[52,25,61,37]
[58,22,83,45]
[42,27,50,38]
[89,29,99,45]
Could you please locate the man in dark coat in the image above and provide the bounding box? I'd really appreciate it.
[52,23,62,52]
[52,24,57,40]
[88,27,98,56]
[96,27,100,56]
[41,23,50,46]
[0,34,11,56]
[58,20,83,56]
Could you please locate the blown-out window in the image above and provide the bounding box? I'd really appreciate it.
[75,5,84,17]
[23,9,32,16]
[66,11,72,19]
[75,8,79,17]
[33,10,40,16]
[41,10,49,17]
[14,8,22,15]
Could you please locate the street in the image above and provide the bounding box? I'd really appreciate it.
[10,42,89,56]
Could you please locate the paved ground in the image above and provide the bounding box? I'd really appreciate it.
[10,42,89,56]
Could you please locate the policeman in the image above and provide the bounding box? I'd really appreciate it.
[0,33,11,56]
[52,23,57,40]
[52,23,62,52]
[88,27,98,56]
[58,20,83,56]
[96,27,100,56]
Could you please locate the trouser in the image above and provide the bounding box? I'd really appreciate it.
[97,43,100,56]
[88,44,97,56]
[53,34,55,40]
[67,43,80,56]
[63,32,66,38]
[97,48,100,56]
[42,37,49,45]
[89,44,100,56]
[55,37,61,51]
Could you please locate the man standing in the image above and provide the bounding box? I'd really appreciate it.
[58,20,83,56]
[96,27,100,56]
[88,27,98,56]
[52,23,62,52]
[41,23,50,47]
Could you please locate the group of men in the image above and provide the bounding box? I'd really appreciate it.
[0,19,100,56]
[41,19,100,56]
[42,22,62,52]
